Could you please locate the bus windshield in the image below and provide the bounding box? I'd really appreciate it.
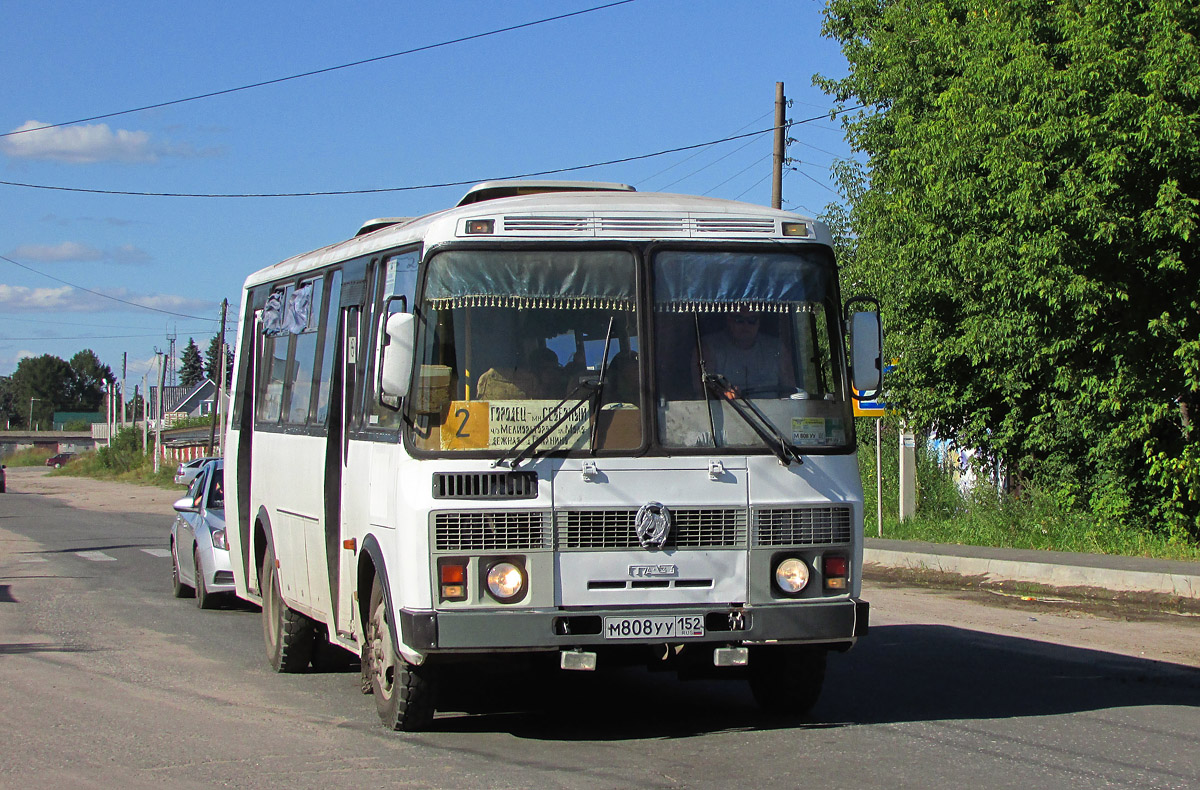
[651,248,850,451]
[409,248,642,455]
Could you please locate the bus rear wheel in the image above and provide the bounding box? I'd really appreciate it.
[748,645,826,716]
[364,577,436,732]
[261,544,314,672]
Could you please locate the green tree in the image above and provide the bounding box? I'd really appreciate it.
[820,0,1200,538]
[10,355,75,428]
[68,349,114,411]
[205,334,232,384]
[180,338,204,389]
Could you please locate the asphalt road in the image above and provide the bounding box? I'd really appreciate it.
[1,469,1199,789]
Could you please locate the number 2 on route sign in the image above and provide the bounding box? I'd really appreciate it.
[442,401,489,450]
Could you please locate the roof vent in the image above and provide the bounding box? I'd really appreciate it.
[355,217,412,237]
[456,180,635,207]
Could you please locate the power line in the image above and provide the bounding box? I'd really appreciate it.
[0,333,170,341]
[0,253,220,322]
[0,108,862,199]
[1,1,637,139]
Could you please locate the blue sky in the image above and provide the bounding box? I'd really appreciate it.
[0,0,855,387]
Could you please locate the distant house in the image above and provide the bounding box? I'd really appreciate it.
[148,380,225,428]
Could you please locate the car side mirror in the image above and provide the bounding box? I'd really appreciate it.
[845,297,883,400]
[173,497,199,514]
[380,312,416,399]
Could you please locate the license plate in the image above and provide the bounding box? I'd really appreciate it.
[603,615,705,640]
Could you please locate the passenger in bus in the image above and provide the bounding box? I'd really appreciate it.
[700,310,794,397]
[477,345,566,400]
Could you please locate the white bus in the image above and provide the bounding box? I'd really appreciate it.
[224,180,883,731]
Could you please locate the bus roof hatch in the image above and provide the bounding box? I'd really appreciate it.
[456,180,635,207]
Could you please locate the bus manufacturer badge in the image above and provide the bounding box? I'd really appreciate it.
[634,501,671,549]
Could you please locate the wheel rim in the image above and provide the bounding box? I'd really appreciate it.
[171,543,180,587]
[368,597,397,701]
[194,547,204,600]
[263,561,280,645]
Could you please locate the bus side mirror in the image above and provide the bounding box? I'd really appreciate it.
[380,312,416,399]
[849,309,883,400]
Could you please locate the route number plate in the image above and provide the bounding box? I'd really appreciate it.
[603,615,705,640]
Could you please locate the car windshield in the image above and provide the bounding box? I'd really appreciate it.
[651,248,851,450]
[408,249,641,455]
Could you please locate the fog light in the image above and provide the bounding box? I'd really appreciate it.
[439,560,467,602]
[775,558,810,594]
[486,561,526,603]
[824,555,848,590]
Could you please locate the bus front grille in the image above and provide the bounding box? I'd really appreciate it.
[753,506,853,546]
[432,471,539,499]
[556,508,748,550]
[434,511,550,551]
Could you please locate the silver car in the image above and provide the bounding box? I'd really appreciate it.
[174,456,219,486]
[170,459,234,608]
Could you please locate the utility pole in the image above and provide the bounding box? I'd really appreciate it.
[771,81,786,209]
[208,299,227,455]
[154,352,166,473]
[121,352,128,429]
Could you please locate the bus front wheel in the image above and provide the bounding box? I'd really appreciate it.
[364,577,436,732]
[261,544,314,672]
[748,645,826,716]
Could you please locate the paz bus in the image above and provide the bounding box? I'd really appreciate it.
[223,180,883,731]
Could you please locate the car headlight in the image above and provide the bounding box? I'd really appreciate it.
[210,528,228,550]
[774,557,810,594]
[485,561,526,603]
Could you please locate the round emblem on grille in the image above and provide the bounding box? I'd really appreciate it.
[634,502,671,549]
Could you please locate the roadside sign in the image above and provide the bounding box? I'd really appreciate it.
[852,362,894,417]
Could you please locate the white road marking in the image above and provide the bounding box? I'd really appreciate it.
[75,551,117,562]
[17,556,48,563]
[142,548,171,558]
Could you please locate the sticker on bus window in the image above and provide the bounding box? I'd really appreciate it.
[442,401,490,450]
[442,400,589,451]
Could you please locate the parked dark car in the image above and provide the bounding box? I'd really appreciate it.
[46,453,75,468]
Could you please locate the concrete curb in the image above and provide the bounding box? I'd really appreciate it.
[864,547,1200,600]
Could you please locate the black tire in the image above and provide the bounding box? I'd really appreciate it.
[748,645,827,716]
[261,544,314,672]
[194,544,215,610]
[171,540,193,598]
[363,576,436,731]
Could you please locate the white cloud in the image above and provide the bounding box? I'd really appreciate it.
[0,283,214,315]
[9,241,153,265]
[1,120,174,163]
[10,241,104,262]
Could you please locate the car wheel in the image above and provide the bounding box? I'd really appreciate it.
[364,576,436,731]
[194,544,215,610]
[261,543,314,672]
[54,463,62,469]
[748,645,826,716]
[171,540,193,598]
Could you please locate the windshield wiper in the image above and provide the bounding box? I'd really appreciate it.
[491,379,596,469]
[700,372,804,466]
[491,319,615,470]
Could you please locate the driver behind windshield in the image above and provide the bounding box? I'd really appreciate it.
[700,310,794,397]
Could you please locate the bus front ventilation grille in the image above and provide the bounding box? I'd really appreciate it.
[753,506,853,546]
[434,511,550,551]
[432,471,539,499]
[556,508,748,550]
[694,217,776,234]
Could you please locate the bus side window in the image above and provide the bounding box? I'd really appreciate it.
[313,270,343,425]
[365,251,418,432]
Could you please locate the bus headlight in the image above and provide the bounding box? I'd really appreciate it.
[485,561,526,603]
[774,557,810,594]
